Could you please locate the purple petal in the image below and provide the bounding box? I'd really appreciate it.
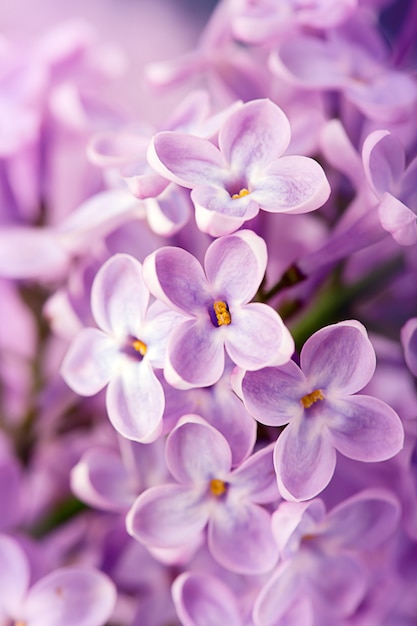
[148,131,226,188]
[165,319,225,389]
[166,416,232,484]
[204,230,267,304]
[106,361,164,442]
[362,130,405,197]
[378,192,417,245]
[70,448,136,512]
[126,484,209,548]
[225,303,294,370]
[60,329,120,396]
[300,321,376,395]
[142,301,184,369]
[274,417,337,501]
[401,317,417,377]
[307,553,367,617]
[22,567,116,626]
[252,561,305,626]
[230,442,279,504]
[253,155,331,214]
[91,254,149,338]
[143,246,210,315]
[219,98,291,173]
[326,395,404,462]
[0,534,29,617]
[209,500,278,574]
[240,360,305,427]
[323,488,400,551]
[172,572,243,626]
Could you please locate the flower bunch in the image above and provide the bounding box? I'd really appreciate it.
[1,0,417,624]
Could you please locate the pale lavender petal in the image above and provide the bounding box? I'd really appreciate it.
[87,130,149,168]
[166,416,232,484]
[145,186,191,236]
[307,553,367,617]
[230,442,279,504]
[240,360,306,426]
[209,500,278,574]
[22,567,116,626]
[0,228,68,280]
[165,320,225,389]
[148,131,226,188]
[124,170,170,200]
[378,192,417,245]
[300,321,376,394]
[204,230,267,304]
[0,534,29,617]
[225,303,294,370]
[252,560,303,626]
[172,572,243,626]
[323,489,400,551]
[275,417,337,501]
[126,484,209,548]
[106,361,164,442]
[326,395,404,461]
[253,156,331,214]
[142,301,184,368]
[362,130,405,197]
[401,317,417,376]
[219,98,291,173]
[61,329,120,396]
[143,247,210,314]
[70,448,136,512]
[91,253,149,338]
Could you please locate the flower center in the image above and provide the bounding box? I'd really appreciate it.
[209,301,231,327]
[132,338,147,356]
[301,389,324,409]
[209,478,227,497]
[231,187,250,199]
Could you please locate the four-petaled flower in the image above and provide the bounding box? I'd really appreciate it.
[147,98,331,236]
[143,229,294,389]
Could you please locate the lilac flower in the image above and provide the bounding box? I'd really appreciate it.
[127,415,280,574]
[147,98,331,236]
[143,229,294,389]
[61,253,181,442]
[235,320,404,500]
[0,533,116,626]
[253,489,400,625]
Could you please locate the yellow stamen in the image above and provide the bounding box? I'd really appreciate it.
[210,478,227,497]
[213,301,231,326]
[132,339,147,356]
[301,389,324,409]
[231,187,250,199]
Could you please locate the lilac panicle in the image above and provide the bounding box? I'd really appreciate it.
[143,229,294,388]
[236,320,404,500]
[147,98,331,236]
[61,253,181,442]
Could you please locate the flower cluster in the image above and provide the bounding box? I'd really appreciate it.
[1,0,417,624]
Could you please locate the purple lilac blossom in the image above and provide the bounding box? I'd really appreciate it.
[253,489,400,625]
[61,253,181,442]
[143,228,294,388]
[127,415,279,574]
[235,320,404,500]
[147,98,331,236]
